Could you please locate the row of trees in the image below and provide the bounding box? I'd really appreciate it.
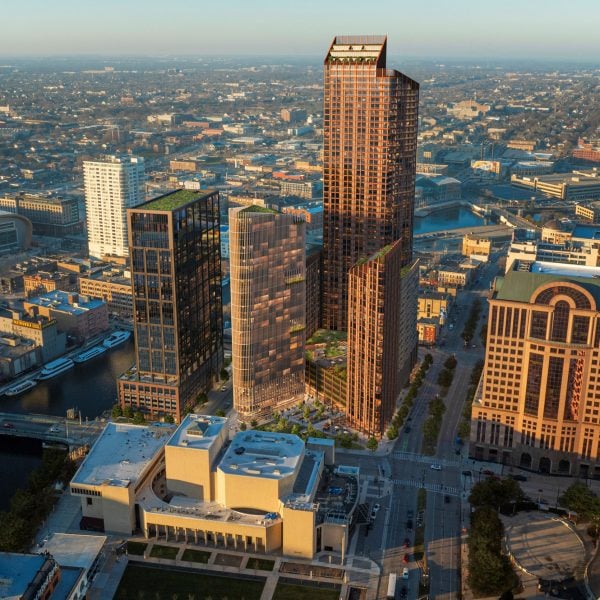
[462,298,482,344]
[437,354,457,389]
[0,449,77,552]
[560,482,600,538]
[467,479,521,596]
[422,396,446,455]
[387,354,433,440]
[457,360,484,442]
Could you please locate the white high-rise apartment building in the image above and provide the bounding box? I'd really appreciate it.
[84,155,145,259]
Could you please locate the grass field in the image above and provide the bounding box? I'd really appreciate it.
[115,564,265,600]
[246,557,275,571]
[181,548,211,563]
[272,582,340,600]
[126,541,147,556]
[149,544,179,560]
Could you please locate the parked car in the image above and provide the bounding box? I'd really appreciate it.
[403,537,410,548]
[372,503,380,513]
[402,553,409,563]
[430,464,442,471]
[402,567,409,580]
[2,422,14,429]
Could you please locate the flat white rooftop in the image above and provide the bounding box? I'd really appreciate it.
[40,533,106,571]
[167,414,226,450]
[71,422,174,488]
[531,261,600,279]
[219,431,304,480]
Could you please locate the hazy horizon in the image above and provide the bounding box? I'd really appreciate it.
[2,0,600,61]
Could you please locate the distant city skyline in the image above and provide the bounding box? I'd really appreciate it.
[2,0,600,61]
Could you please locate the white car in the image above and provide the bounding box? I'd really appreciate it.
[430,464,442,471]
[372,503,381,513]
[402,567,409,579]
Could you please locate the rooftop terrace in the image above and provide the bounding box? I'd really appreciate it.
[71,422,174,488]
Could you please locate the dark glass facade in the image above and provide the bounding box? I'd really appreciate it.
[119,190,223,420]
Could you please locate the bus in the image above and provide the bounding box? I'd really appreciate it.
[386,573,397,599]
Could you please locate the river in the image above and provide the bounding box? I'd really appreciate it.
[0,340,135,510]
[414,205,486,235]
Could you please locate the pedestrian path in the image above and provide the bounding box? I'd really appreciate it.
[392,450,461,468]
[391,478,461,497]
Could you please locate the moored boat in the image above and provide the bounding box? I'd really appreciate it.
[38,357,75,380]
[103,330,131,349]
[73,345,107,363]
[4,379,37,396]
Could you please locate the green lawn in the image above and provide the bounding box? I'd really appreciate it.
[181,548,211,563]
[115,564,265,600]
[126,541,147,556]
[246,557,275,571]
[273,583,340,600]
[149,544,179,560]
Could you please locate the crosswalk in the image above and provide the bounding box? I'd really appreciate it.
[391,478,461,497]
[392,451,461,469]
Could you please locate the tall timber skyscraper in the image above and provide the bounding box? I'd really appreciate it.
[322,36,419,331]
[229,206,306,419]
[118,189,223,421]
[84,155,145,260]
[322,36,420,436]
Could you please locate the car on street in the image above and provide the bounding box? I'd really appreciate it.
[370,510,377,520]
[402,567,409,580]
[49,425,60,433]
[220,385,227,392]
[510,474,528,482]
[403,537,410,548]
[372,503,380,513]
[430,464,442,471]
[402,553,409,563]
[3,422,14,429]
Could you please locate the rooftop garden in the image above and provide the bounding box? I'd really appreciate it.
[143,189,207,211]
[240,204,277,214]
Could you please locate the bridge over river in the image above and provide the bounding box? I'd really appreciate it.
[414,223,514,241]
[0,411,104,449]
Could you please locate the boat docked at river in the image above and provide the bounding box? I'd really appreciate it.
[37,357,75,380]
[4,379,37,396]
[73,345,107,364]
[102,330,131,349]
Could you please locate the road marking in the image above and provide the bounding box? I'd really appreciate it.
[391,479,460,497]
[392,451,461,468]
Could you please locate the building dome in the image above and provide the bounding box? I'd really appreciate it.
[0,210,32,254]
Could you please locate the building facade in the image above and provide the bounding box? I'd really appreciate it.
[84,155,145,259]
[79,270,133,319]
[346,243,418,438]
[471,262,600,477]
[321,36,419,331]
[229,206,305,419]
[0,194,81,237]
[118,190,223,421]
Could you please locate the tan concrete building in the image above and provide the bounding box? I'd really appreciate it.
[346,242,418,438]
[71,415,360,559]
[418,292,450,323]
[575,201,600,223]
[24,271,77,297]
[229,206,306,419]
[462,235,491,259]
[471,261,600,477]
[511,169,600,201]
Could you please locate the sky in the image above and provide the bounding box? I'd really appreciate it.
[2,0,600,62]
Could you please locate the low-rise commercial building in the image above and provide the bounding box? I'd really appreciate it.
[462,235,491,259]
[24,271,77,297]
[0,308,66,363]
[511,169,600,201]
[0,552,61,600]
[417,318,439,346]
[78,269,133,319]
[70,416,361,559]
[24,290,109,341]
[575,201,600,223]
